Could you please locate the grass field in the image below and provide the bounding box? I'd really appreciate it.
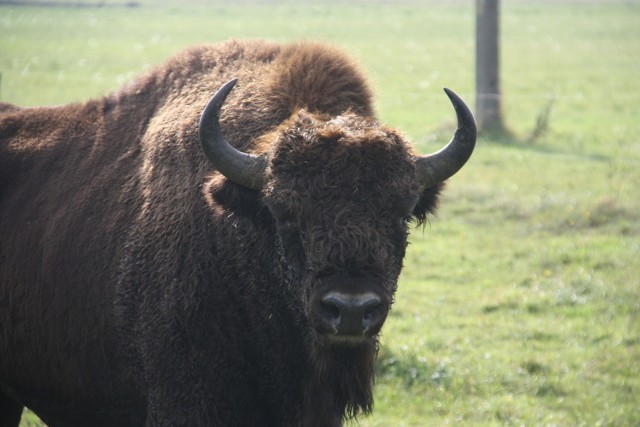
[2,1,639,425]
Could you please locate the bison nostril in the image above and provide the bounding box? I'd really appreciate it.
[362,302,386,334]
[319,301,341,321]
[363,304,381,321]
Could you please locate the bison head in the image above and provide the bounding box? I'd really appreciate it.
[199,79,475,347]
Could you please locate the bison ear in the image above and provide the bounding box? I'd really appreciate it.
[204,175,264,220]
[412,182,445,225]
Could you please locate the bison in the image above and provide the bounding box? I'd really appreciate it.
[0,40,475,426]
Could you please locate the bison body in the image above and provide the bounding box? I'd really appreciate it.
[0,40,475,426]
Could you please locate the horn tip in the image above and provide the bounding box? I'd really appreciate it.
[442,87,460,102]
[222,77,239,92]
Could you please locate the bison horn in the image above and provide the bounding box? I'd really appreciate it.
[415,88,477,188]
[199,78,267,190]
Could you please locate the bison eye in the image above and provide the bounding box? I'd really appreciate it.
[275,214,302,248]
[277,222,306,272]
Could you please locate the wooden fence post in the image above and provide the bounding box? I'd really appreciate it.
[476,0,503,132]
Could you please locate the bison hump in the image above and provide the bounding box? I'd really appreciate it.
[267,43,374,118]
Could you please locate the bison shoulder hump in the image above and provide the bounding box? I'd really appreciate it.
[267,42,374,117]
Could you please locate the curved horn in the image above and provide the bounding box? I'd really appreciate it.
[415,88,477,188]
[199,78,267,190]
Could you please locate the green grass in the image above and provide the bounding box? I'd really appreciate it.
[2,1,639,425]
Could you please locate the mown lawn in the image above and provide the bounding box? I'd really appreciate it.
[2,1,638,425]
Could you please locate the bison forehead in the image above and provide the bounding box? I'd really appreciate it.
[259,110,425,227]
[267,111,420,196]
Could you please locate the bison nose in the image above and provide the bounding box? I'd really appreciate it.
[312,292,387,337]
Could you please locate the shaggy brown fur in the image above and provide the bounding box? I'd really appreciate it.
[0,40,444,426]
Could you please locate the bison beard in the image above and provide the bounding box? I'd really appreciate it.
[304,340,377,424]
[0,39,475,426]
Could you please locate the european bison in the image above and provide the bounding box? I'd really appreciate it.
[0,40,475,426]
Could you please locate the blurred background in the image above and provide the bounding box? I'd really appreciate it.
[1,0,638,425]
